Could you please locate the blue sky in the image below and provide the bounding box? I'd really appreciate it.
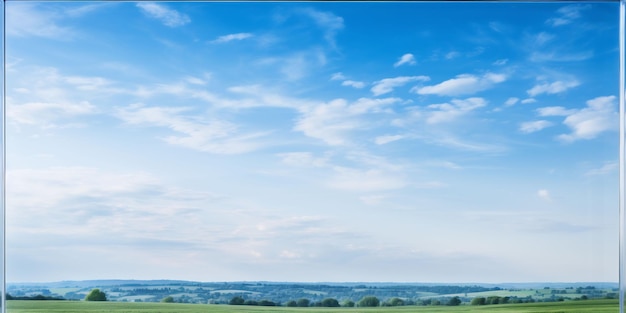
[5,2,619,283]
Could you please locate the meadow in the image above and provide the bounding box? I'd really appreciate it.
[6,299,619,313]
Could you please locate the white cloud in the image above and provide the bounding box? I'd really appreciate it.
[6,3,74,39]
[519,120,553,134]
[136,2,190,27]
[295,97,400,145]
[64,75,113,91]
[393,53,416,67]
[6,67,117,128]
[537,189,551,201]
[342,80,365,89]
[278,51,326,81]
[65,3,113,18]
[371,76,430,96]
[300,8,344,48]
[534,32,554,46]
[375,135,404,145]
[557,96,618,142]
[445,51,460,60]
[8,101,97,127]
[527,80,579,97]
[521,98,537,104]
[537,106,576,117]
[585,161,618,176]
[185,76,208,85]
[493,59,508,66]
[546,4,590,27]
[426,97,487,124]
[116,103,267,154]
[211,32,253,44]
[504,97,519,106]
[414,73,506,96]
[529,51,593,63]
[330,72,346,81]
[8,167,160,216]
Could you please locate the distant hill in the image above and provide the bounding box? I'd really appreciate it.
[8,279,199,288]
[7,280,618,306]
[8,280,618,289]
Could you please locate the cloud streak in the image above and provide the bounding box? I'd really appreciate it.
[414,73,506,96]
[136,2,190,27]
[211,33,253,44]
[527,80,579,97]
[393,53,416,67]
[371,76,430,96]
[116,103,268,154]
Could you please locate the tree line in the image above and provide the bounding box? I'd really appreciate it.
[227,295,464,307]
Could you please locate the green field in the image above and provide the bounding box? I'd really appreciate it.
[5,299,619,312]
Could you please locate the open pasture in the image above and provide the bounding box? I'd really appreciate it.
[6,299,619,313]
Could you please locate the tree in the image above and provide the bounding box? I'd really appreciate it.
[321,298,340,307]
[342,299,355,307]
[358,296,380,307]
[389,297,405,306]
[85,289,107,301]
[471,297,486,305]
[487,296,501,305]
[286,300,297,307]
[161,296,174,303]
[258,299,276,306]
[447,296,461,306]
[296,298,310,307]
[229,296,245,305]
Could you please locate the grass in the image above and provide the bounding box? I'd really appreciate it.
[5,299,619,312]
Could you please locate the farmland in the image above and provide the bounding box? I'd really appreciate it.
[5,299,619,313]
[7,280,618,306]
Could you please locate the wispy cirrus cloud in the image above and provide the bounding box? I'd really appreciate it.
[371,76,430,96]
[527,79,579,97]
[537,106,576,117]
[8,101,97,128]
[529,51,594,63]
[295,97,400,145]
[342,80,365,89]
[211,32,253,44]
[546,4,590,27]
[6,3,74,39]
[519,120,553,134]
[136,2,190,27]
[116,103,268,154]
[504,97,519,106]
[585,161,618,176]
[393,53,416,67]
[299,7,344,48]
[425,97,487,124]
[375,134,404,145]
[330,72,346,81]
[413,73,506,96]
[6,66,120,129]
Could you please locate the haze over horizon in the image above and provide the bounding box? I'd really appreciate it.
[5,2,619,283]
